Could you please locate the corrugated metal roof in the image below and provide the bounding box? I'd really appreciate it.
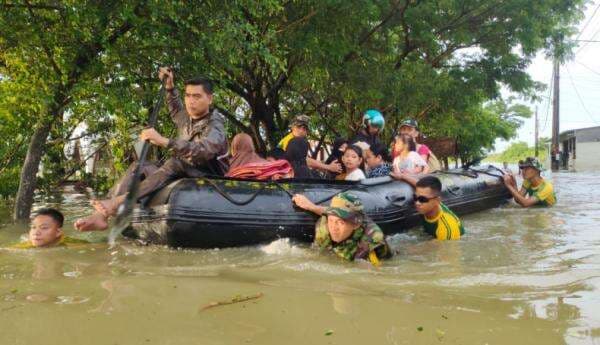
[559,126,600,143]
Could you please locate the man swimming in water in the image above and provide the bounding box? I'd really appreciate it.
[292,192,390,265]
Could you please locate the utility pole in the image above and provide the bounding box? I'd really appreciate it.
[551,57,560,171]
[534,106,539,158]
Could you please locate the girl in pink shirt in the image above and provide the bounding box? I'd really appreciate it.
[392,135,427,174]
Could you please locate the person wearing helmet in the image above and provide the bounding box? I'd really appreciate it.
[349,109,385,148]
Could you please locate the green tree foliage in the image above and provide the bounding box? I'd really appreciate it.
[486,138,550,163]
[429,97,533,165]
[0,0,585,215]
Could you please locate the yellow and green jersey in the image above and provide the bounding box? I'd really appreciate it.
[522,179,556,206]
[277,132,295,151]
[11,235,89,249]
[422,203,465,240]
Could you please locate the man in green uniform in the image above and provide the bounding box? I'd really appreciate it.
[503,157,556,207]
[292,192,390,265]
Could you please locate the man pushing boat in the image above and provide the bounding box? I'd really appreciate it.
[75,68,228,231]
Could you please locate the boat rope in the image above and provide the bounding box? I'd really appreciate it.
[197,166,504,207]
[199,176,358,206]
[199,178,294,206]
[435,170,479,178]
[468,165,506,179]
[313,185,356,205]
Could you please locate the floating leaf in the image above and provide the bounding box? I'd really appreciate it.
[436,328,445,341]
[324,330,334,336]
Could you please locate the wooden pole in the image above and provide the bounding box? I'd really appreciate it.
[551,58,560,171]
[534,106,539,158]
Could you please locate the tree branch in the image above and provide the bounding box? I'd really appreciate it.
[1,3,63,10]
[23,0,63,78]
[214,105,251,134]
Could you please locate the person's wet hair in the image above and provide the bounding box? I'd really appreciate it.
[34,208,64,227]
[416,176,442,195]
[184,77,213,94]
[369,142,390,162]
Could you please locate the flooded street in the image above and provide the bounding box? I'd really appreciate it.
[1,171,599,345]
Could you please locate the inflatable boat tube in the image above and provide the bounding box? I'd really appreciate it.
[128,165,510,248]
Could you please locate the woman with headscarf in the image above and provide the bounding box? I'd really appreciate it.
[226,133,291,180]
[285,137,318,179]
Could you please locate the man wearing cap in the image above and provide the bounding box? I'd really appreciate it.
[350,109,385,148]
[398,119,432,164]
[278,115,342,174]
[292,192,390,265]
[503,157,556,207]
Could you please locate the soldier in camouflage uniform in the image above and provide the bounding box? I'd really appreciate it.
[292,192,390,265]
[75,67,228,231]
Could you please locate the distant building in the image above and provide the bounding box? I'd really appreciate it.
[559,125,600,171]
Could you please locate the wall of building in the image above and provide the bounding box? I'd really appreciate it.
[575,126,600,143]
[571,142,600,171]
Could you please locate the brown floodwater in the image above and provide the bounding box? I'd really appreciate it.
[0,171,599,345]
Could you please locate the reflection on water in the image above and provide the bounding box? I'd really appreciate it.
[1,172,600,344]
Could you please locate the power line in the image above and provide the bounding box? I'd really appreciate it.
[541,71,553,132]
[576,1,600,41]
[574,59,600,76]
[576,25,600,54]
[564,65,600,124]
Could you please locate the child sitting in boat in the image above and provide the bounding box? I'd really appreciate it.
[392,135,428,174]
[338,144,366,181]
[225,133,292,180]
[12,208,88,249]
[390,174,465,240]
[292,192,390,265]
[364,142,392,178]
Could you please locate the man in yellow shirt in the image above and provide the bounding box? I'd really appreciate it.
[277,115,342,174]
[391,174,465,240]
[503,157,556,207]
[277,115,310,151]
[11,208,87,249]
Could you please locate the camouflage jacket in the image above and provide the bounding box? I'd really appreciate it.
[166,89,228,167]
[314,216,390,262]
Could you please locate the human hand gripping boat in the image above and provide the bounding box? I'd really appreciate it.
[125,165,510,248]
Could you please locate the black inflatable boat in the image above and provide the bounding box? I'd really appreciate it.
[127,166,510,248]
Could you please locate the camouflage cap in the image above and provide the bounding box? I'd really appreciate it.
[518,157,544,171]
[399,118,419,130]
[325,192,364,224]
[291,115,310,128]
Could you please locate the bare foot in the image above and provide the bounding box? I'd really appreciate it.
[91,198,119,218]
[74,212,109,231]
